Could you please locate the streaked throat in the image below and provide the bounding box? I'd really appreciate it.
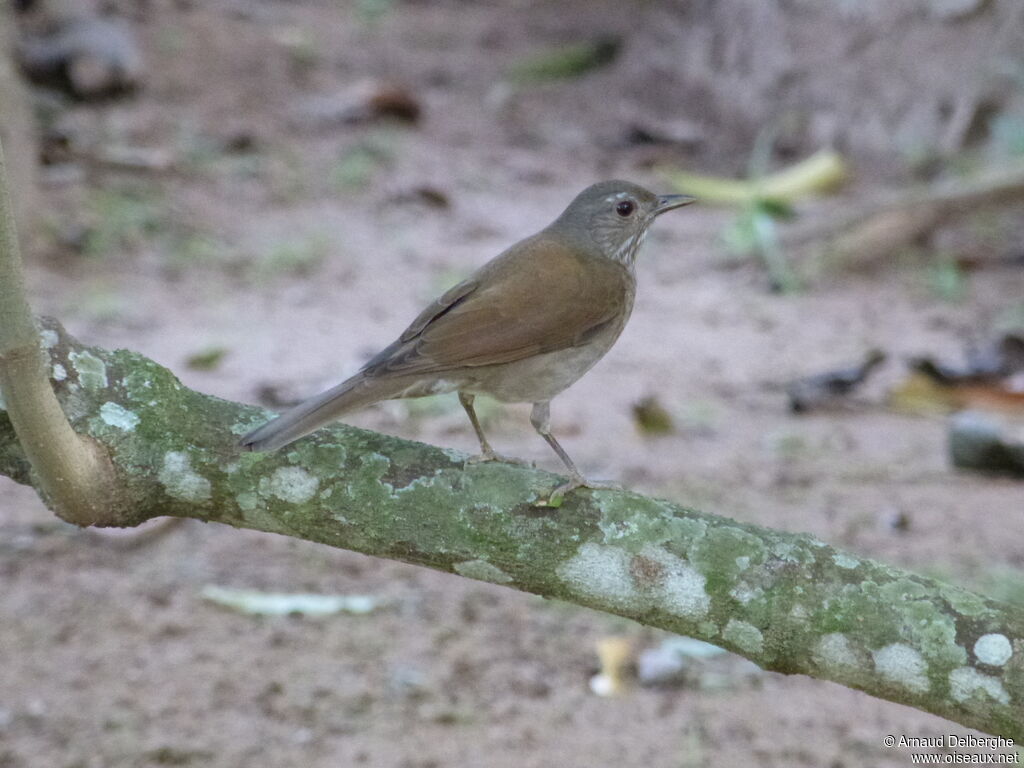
[612,229,649,265]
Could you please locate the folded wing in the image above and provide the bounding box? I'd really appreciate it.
[363,236,631,378]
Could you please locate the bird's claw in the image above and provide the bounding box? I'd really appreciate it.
[465,450,533,468]
[537,476,622,507]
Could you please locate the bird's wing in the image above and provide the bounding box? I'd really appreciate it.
[362,236,631,378]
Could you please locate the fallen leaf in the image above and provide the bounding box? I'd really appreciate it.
[910,333,1024,384]
[294,80,421,128]
[663,149,848,206]
[185,346,229,371]
[17,16,143,99]
[200,586,380,617]
[787,349,886,413]
[949,410,1024,477]
[388,185,451,209]
[893,334,1024,414]
[632,395,675,435]
[509,36,621,83]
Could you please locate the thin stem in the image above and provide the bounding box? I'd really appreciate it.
[0,135,118,525]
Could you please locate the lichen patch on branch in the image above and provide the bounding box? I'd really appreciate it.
[262,465,319,504]
[813,633,865,673]
[558,542,711,621]
[975,634,1013,667]
[724,619,764,655]
[949,667,1011,706]
[158,451,212,503]
[454,559,514,584]
[67,350,108,390]
[38,328,59,349]
[99,402,139,431]
[873,643,931,694]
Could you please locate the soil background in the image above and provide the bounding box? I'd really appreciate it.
[2,1,1024,766]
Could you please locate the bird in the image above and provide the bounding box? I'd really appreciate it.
[240,180,695,504]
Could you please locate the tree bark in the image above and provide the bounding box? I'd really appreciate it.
[1,317,1023,739]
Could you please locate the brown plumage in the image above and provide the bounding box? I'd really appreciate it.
[240,180,694,503]
[368,235,629,375]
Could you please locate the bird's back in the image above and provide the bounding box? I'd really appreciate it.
[361,229,635,382]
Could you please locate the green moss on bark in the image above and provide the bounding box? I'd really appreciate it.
[1,318,1023,739]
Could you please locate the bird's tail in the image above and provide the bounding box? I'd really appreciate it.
[239,374,402,453]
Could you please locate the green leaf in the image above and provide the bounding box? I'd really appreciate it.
[509,37,621,83]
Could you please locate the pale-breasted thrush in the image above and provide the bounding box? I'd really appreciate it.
[240,180,694,503]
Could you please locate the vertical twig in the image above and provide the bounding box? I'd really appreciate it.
[0,136,119,525]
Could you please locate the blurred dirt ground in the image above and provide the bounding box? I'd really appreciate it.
[2,1,1024,766]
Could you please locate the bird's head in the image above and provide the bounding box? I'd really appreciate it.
[553,180,695,265]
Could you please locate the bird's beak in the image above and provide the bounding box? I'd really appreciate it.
[653,194,696,215]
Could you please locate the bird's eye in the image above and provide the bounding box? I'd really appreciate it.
[615,200,635,217]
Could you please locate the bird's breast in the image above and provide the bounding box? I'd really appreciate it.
[468,288,635,404]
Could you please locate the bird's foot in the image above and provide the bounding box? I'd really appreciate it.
[538,475,622,508]
[465,449,534,468]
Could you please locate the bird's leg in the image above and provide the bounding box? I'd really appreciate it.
[460,392,497,461]
[459,392,530,466]
[530,401,620,506]
[530,401,581,475]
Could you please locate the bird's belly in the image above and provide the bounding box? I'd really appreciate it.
[467,321,626,403]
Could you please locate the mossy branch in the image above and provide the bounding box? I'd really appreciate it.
[2,127,1022,739]
[0,319,1022,739]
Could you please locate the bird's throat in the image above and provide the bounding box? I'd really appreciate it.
[612,229,648,266]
